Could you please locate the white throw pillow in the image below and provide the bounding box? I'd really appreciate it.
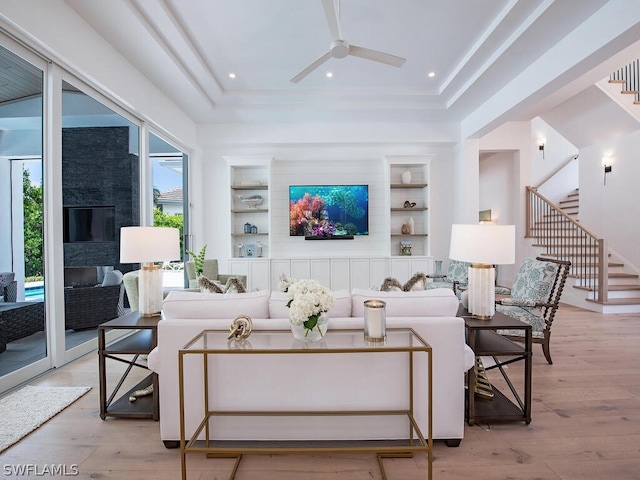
[350,287,459,317]
[101,269,123,286]
[162,289,270,319]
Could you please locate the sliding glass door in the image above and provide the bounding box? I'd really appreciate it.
[150,132,189,289]
[0,42,48,390]
[61,80,140,353]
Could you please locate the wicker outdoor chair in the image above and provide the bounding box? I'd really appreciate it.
[495,256,571,364]
[64,283,125,330]
[2,280,18,303]
[0,301,46,353]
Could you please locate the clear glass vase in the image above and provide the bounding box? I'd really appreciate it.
[290,312,329,342]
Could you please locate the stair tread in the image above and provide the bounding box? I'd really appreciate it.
[586,297,640,306]
[574,284,640,292]
[569,272,639,279]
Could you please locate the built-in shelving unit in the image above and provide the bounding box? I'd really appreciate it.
[228,158,271,259]
[388,159,430,256]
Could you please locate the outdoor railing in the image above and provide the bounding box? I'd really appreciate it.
[526,187,607,302]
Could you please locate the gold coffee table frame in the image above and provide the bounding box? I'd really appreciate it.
[178,328,433,480]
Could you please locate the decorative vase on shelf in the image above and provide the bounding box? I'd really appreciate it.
[408,217,415,234]
[401,170,412,184]
[434,260,444,282]
[290,312,329,342]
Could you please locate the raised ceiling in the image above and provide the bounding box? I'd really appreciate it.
[57,0,626,125]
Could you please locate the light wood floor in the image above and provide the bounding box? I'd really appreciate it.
[1,304,639,479]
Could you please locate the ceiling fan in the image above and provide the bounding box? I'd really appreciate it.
[290,0,406,83]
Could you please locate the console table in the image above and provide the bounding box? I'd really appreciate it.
[98,311,160,420]
[178,328,433,480]
[460,307,532,426]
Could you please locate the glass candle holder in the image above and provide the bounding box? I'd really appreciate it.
[364,299,386,343]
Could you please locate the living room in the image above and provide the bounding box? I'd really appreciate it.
[1,1,640,477]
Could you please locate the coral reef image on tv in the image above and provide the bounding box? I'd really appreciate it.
[289,185,369,237]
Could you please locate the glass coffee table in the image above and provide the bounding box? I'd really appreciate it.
[178,328,433,480]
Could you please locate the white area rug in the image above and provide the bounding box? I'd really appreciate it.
[0,385,91,452]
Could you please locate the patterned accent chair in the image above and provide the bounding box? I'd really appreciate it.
[495,256,571,364]
[426,259,470,298]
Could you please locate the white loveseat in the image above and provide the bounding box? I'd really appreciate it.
[148,287,474,448]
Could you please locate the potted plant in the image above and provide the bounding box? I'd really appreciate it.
[186,244,207,277]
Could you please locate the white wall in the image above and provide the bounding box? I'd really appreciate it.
[196,123,458,266]
[478,122,531,285]
[530,118,579,204]
[579,129,640,269]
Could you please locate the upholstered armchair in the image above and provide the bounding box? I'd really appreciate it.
[495,256,571,364]
[426,259,470,297]
[185,259,247,290]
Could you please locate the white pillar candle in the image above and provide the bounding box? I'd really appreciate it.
[364,299,386,342]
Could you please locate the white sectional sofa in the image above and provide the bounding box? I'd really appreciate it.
[148,287,474,448]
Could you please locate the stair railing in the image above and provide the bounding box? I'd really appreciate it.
[526,187,608,302]
[609,59,640,104]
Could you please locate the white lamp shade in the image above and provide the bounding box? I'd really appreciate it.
[120,226,181,263]
[449,224,515,265]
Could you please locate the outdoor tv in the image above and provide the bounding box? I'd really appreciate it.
[64,206,116,243]
[289,185,369,237]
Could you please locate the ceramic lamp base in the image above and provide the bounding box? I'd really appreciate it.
[138,264,163,317]
[467,264,495,319]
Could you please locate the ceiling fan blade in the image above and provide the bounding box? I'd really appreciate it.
[290,51,333,83]
[321,0,343,41]
[348,45,406,67]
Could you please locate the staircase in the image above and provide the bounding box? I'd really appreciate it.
[526,187,640,313]
[558,188,579,220]
[609,59,640,104]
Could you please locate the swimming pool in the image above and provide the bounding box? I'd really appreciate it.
[24,283,44,301]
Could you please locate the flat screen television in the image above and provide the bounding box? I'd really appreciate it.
[64,206,116,243]
[289,185,369,237]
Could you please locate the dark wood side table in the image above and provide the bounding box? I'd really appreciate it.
[98,311,160,420]
[459,306,532,426]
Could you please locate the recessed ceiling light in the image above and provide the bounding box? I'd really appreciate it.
[228,73,236,79]
[427,72,436,78]
[326,72,333,78]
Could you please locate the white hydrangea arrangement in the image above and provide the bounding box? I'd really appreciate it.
[281,275,334,336]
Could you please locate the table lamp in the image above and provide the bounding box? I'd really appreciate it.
[120,226,180,317]
[449,224,515,319]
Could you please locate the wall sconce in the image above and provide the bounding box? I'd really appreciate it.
[602,157,613,185]
[538,139,546,159]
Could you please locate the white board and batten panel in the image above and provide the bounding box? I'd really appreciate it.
[233,256,430,292]
[290,259,311,281]
[389,257,432,284]
[270,259,291,291]
[229,259,270,292]
[248,259,270,292]
[370,257,391,288]
[349,258,371,290]
[330,258,350,291]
